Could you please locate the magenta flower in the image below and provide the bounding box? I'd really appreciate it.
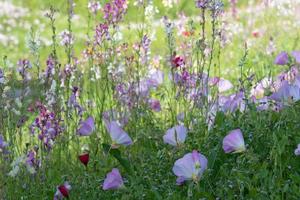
[105,121,132,147]
[274,51,289,65]
[77,116,95,136]
[291,51,300,63]
[163,125,187,146]
[172,150,208,185]
[103,168,124,190]
[54,182,71,199]
[223,129,246,153]
[295,144,300,156]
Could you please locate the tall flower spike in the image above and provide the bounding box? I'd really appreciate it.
[163,125,187,146]
[222,129,246,153]
[77,116,95,136]
[172,150,208,185]
[105,120,132,147]
[103,168,124,190]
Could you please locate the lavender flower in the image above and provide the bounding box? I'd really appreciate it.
[163,125,187,146]
[222,129,246,153]
[59,30,74,46]
[77,116,95,136]
[17,59,32,81]
[294,144,300,156]
[148,99,161,112]
[105,120,133,148]
[172,150,208,185]
[103,168,124,190]
[0,68,5,84]
[274,51,289,65]
[88,1,101,14]
[291,51,300,63]
[0,134,8,152]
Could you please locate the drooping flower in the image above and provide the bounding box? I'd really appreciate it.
[291,51,300,64]
[274,51,289,65]
[103,168,124,190]
[54,182,71,199]
[163,125,187,146]
[222,129,246,153]
[77,116,95,136]
[105,121,132,147]
[78,152,89,167]
[294,144,300,156]
[172,150,208,185]
[270,81,300,104]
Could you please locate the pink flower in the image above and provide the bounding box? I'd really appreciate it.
[222,129,246,153]
[103,168,124,190]
[163,125,187,146]
[172,150,208,185]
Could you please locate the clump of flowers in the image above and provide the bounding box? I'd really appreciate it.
[88,1,101,15]
[30,102,63,150]
[103,0,128,24]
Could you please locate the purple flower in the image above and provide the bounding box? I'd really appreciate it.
[103,168,124,190]
[59,30,74,46]
[148,99,161,112]
[77,116,95,136]
[105,120,132,147]
[270,81,300,103]
[222,129,246,153]
[294,144,300,156]
[291,51,300,64]
[0,134,8,152]
[274,51,289,65]
[220,91,245,113]
[163,125,187,146]
[88,1,101,14]
[172,150,208,185]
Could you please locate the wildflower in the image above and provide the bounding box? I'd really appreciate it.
[172,150,208,185]
[0,134,8,152]
[54,182,71,199]
[195,0,209,9]
[220,91,245,113]
[17,59,32,81]
[294,144,300,156]
[88,1,101,14]
[291,51,300,63]
[148,99,161,112]
[105,120,132,148]
[59,30,74,46]
[270,81,300,104]
[163,125,187,146]
[171,55,185,68]
[274,51,289,65]
[0,68,5,84]
[103,0,128,24]
[78,152,89,167]
[94,23,110,45]
[222,129,246,153]
[103,168,124,190]
[77,116,95,136]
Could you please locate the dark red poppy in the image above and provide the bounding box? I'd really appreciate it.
[78,153,89,167]
[58,185,69,198]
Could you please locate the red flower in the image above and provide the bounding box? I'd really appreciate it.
[58,185,69,198]
[78,153,89,167]
[171,56,185,68]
